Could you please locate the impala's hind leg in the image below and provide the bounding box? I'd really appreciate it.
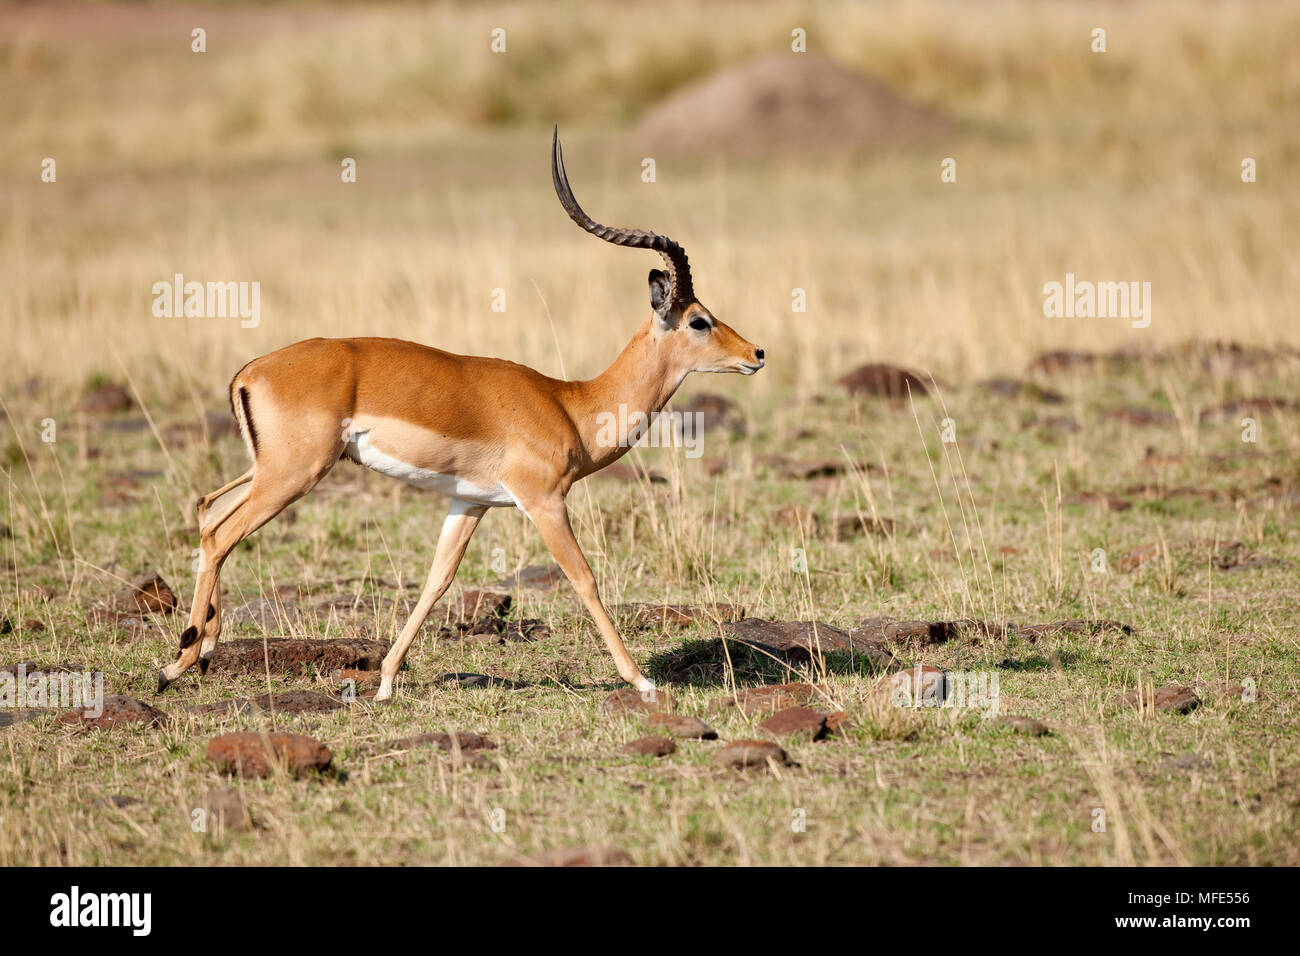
[375,499,487,701]
[161,454,340,691]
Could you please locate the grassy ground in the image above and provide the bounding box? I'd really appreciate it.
[1,0,1298,865]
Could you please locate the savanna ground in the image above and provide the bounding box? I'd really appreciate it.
[1,0,1298,865]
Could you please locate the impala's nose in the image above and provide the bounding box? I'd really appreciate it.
[755,348,765,362]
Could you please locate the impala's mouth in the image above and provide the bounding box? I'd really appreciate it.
[739,359,764,375]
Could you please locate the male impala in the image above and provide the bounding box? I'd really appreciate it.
[158,129,764,698]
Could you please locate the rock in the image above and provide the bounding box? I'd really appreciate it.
[509,846,632,867]
[77,382,134,415]
[620,603,745,628]
[837,363,929,398]
[1115,685,1200,714]
[677,392,746,436]
[383,731,496,753]
[713,739,791,769]
[1161,752,1210,771]
[84,607,150,637]
[1014,619,1132,640]
[209,638,389,676]
[494,564,567,591]
[723,618,899,669]
[834,514,896,537]
[720,683,817,718]
[996,714,1050,736]
[451,589,512,621]
[602,687,673,715]
[434,672,522,690]
[207,732,333,778]
[873,666,949,707]
[203,786,252,831]
[759,706,838,740]
[116,570,177,615]
[622,736,676,757]
[92,794,139,809]
[850,616,1002,647]
[57,695,168,731]
[646,713,718,739]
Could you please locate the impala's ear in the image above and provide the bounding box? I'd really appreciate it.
[648,269,672,320]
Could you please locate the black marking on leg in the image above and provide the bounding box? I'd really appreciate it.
[198,655,212,676]
[206,604,216,622]
[238,385,259,455]
[179,625,199,650]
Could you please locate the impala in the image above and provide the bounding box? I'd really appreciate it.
[158,129,765,699]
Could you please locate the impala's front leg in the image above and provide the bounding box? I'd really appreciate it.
[375,500,487,701]
[523,495,654,692]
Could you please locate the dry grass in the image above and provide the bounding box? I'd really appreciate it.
[1,0,1298,866]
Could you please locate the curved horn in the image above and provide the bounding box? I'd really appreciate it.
[551,126,694,307]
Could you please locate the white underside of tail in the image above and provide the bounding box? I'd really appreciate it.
[344,430,516,507]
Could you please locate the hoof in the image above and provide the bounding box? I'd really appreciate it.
[156,670,171,694]
[198,653,213,676]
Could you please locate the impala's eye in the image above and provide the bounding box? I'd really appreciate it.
[689,317,710,332]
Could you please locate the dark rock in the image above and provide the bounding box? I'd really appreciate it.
[116,570,177,615]
[494,564,567,591]
[203,786,252,831]
[723,618,899,669]
[207,732,333,778]
[509,846,632,867]
[57,695,168,731]
[451,589,512,621]
[713,739,791,769]
[646,713,718,739]
[995,714,1050,736]
[383,731,496,753]
[209,638,389,676]
[602,687,673,715]
[620,603,745,628]
[622,736,676,757]
[1115,684,1200,714]
[837,363,929,398]
[77,382,134,415]
[720,683,817,718]
[759,706,835,739]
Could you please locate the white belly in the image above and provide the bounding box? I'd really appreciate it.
[344,430,516,507]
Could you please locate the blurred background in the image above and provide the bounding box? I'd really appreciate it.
[1,0,1297,404]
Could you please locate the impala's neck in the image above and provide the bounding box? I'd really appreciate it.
[568,316,689,473]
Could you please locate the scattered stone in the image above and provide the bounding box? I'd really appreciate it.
[494,564,566,591]
[92,794,139,809]
[723,618,899,669]
[57,695,168,731]
[622,736,676,757]
[1115,684,1200,714]
[712,739,791,769]
[116,569,178,615]
[1160,752,1210,771]
[978,378,1065,404]
[602,687,673,715]
[646,713,717,739]
[509,845,632,867]
[203,786,253,831]
[383,731,496,754]
[837,363,929,398]
[677,392,746,436]
[720,682,817,718]
[435,672,522,690]
[451,588,512,622]
[207,732,333,778]
[759,706,840,740]
[996,714,1050,736]
[873,666,949,707]
[850,616,998,647]
[77,382,134,415]
[620,603,745,628]
[209,638,389,676]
